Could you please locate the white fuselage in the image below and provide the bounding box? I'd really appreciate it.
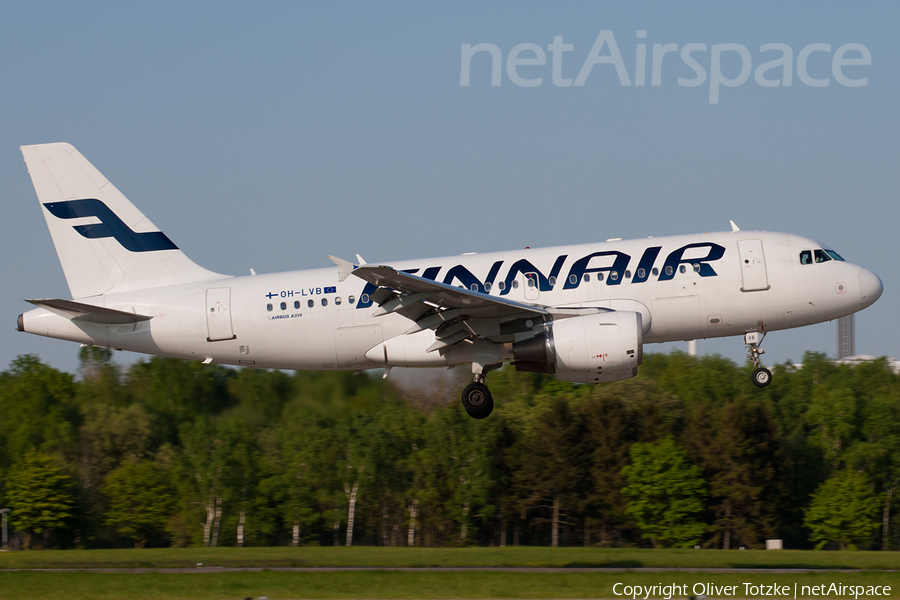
[20,230,881,371]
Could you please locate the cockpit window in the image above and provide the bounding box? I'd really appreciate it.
[825,250,845,261]
[800,250,813,265]
[814,249,832,263]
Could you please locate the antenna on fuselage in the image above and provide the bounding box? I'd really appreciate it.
[730,220,741,232]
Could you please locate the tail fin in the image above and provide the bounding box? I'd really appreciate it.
[21,143,227,299]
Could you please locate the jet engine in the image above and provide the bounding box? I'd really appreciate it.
[512,311,643,384]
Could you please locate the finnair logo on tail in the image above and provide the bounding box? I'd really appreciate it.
[43,199,178,252]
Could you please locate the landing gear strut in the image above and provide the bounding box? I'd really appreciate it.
[745,331,772,388]
[461,364,501,419]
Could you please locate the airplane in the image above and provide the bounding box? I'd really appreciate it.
[17,143,883,418]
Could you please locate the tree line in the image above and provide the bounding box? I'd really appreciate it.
[0,347,897,551]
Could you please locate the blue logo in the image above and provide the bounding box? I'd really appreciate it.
[355,242,727,309]
[43,199,178,253]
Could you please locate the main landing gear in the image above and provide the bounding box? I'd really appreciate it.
[462,376,493,420]
[461,363,502,419]
[745,331,772,388]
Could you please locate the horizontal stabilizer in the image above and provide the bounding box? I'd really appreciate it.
[26,298,153,324]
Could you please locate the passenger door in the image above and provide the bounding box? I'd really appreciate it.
[737,239,770,292]
[206,287,236,341]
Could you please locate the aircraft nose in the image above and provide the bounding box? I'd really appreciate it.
[859,268,883,309]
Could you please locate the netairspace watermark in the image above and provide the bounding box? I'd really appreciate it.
[612,582,892,599]
[459,30,871,103]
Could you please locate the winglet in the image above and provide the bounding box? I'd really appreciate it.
[730,220,741,232]
[327,255,356,282]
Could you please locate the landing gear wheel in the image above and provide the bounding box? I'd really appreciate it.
[461,382,494,419]
[745,332,772,389]
[752,367,772,388]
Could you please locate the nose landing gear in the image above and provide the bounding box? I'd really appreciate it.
[745,331,772,388]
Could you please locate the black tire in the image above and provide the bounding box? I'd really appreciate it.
[461,383,494,419]
[752,367,772,388]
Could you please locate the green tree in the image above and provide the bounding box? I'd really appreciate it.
[103,459,174,547]
[423,404,496,545]
[225,368,292,427]
[764,353,836,547]
[220,419,262,548]
[179,419,232,547]
[127,358,235,446]
[621,437,707,548]
[804,470,879,550]
[685,398,782,549]
[5,452,74,549]
[514,397,587,547]
[580,379,682,545]
[805,383,859,470]
[0,356,77,470]
[841,359,900,550]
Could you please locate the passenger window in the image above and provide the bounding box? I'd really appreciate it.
[814,249,831,263]
[679,265,686,274]
[665,266,673,276]
[610,272,619,282]
[526,277,535,288]
[349,295,356,304]
[569,274,578,285]
[321,298,328,306]
[652,267,659,276]
[548,277,556,287]
[335,297,342,305]
[308,299,314,308]
[361,294,370,304]
[498,281,506,291]
[280,302,287,310]
[597,272,603,281]
[471,283,479,291]
[799,250,813,265]
[512,280,519,289]
[294,300,300,309]
[485,282,492,292]
[637,268,646,279]
[583,274,590,283]
[266,303,273,312]
[692,264,700,273]
[624,270,631,279]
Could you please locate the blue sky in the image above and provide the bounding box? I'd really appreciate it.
[2,2,897,376]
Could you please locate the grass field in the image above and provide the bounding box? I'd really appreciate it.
[4,547,900,570]
[4,548,900,600]
[3,546,900,570]
[1,570,899,600]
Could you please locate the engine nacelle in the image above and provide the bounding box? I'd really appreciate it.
[513,311,643,384]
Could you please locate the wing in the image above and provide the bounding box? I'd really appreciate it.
[353,265,548,318]
[346,263,602,353]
